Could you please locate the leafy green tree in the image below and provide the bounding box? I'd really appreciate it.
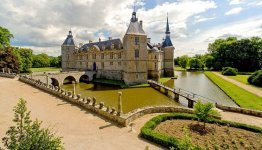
[189,58,203,70]
[0,26,13,48]
[193,101,219,128]
[0,47,20,73]
[50,56,61,68]
[33,53,51,68]
[2,98,64,149]
[179,55,189,70]
[204,55,214,70]
[13,47,33,73]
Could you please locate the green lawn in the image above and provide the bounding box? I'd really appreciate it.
[30,67,61,72]
[174,65,186,71]
[227,75,249,84]
[204,71,262,111]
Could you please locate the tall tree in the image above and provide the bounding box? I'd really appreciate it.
[179,55,189,70]
[32,53,50,68]
[13,48,33,73]
[0,26,13,48]
[0,47,20,73]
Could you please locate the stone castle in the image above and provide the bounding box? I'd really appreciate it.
[61,10,174,85]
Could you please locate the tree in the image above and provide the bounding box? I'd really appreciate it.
[179,55,189,70]
[208,37,261,72]
[50,56,61,68]
[204,55,214,70]
[189,58,203,70]
[0,26,13,48]
[193,101,219,128]
[13,47,33,73]
[2,98,64,149]
[0,47,20,73]
[33,53,51,68]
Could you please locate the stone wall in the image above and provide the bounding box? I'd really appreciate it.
[0,73,16,78]
[216,103,262,118]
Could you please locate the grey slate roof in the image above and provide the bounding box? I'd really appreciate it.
[81,39,123,51]
[126,21,145,35]
[62,31,75,46]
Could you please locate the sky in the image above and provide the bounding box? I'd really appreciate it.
[0,0,261,57]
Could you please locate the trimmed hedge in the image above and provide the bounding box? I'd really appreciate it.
[222,67,238,76]
[248,70,262,87]
[140,113,262,148]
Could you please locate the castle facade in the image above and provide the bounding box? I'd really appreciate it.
[61,11,175,85]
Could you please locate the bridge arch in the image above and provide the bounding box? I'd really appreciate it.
[79,74,89,83]
[63,76,76,84]
[50,78,59,86]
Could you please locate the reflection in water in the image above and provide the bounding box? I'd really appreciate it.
[173,71,238,107]
[62,83,179,113]
[62,71,237,113]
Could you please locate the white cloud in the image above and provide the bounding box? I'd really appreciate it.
[194,15,216,23]
[175,16,262,57]
[225,7,243,15]
[0,0,217,56]
[228,0,244,5]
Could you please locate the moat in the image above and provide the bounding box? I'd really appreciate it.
[61,71,238,113]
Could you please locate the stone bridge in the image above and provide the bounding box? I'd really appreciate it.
[32,71,97,86]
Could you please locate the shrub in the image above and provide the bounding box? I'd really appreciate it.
[2,98,64,149]
[193,101,220,128]
[222,67,238,76]
[248,70,262,87]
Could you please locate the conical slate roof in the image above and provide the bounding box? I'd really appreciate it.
[62,31,75,46]
[125,11,145,35]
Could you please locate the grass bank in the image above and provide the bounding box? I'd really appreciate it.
[30,67,61,72]
[204,71,262,111]
[227,75,249,84]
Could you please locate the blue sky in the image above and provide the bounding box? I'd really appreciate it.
[0,0,261,56]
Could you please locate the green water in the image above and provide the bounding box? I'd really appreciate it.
[62,83,179,113]
[61,71,237,113]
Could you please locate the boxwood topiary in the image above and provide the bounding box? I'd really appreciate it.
[222,67,238,76]
[248,70,262,87]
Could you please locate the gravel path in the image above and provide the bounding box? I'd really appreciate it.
[0,77,162,150]
[213,72,262,97]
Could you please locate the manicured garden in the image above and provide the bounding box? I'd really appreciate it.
[204,71,262,111]
[228,75,249,84]
[140,113,262,149]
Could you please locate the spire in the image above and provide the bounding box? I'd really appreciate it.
[165,13,170,35]
[131,1,138,22]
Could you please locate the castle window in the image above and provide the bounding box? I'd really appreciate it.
[79,55,83,60]
[101,53,104,59]
[155,55,157,59]
[155,63,157,70]
[118,62,121,66]
[67,55,69,60]
[101,62,104,69]
[136,74,139,79]
[118,53,121,59]
[135,49,139,58]
[135,37,139,45]
[110,53,113,59]
[86,54,88,60]
[80,61,82,65]
[102,45,105,50]
[86,62,88,68]
[110,62,113,65]
[92,54,96,59]
[111,44,114,49]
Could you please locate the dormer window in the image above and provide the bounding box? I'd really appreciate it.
[111,44,114,50]
[102,45,105,50]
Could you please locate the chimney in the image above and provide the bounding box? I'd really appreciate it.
[140,20,143,28]
[147,38,151,43]
[108,37,112,40]
[99,38,101,42]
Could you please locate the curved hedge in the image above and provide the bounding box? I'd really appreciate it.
[248,70,262,87]
[140,113,262,148]
[222,67,238,76]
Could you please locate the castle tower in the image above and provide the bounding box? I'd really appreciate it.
[61,30,76,71]
[162,15,175,77]
[123,10,148,85]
